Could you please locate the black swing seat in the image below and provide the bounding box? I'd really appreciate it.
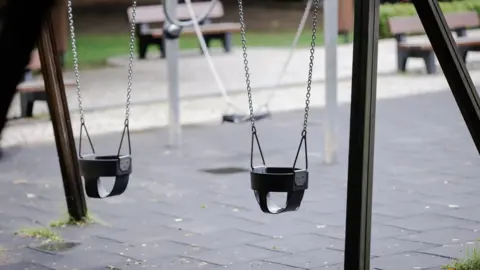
[222,111,272,124]
[78,154,132,199]
[251,166,308,214]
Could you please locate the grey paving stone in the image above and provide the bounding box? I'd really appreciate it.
[441,205,480,223]
[309,263,343,270]
[171,229,271,249]
[248,233,344,253]
[419,242,480,260]
[265,248,344,269]
[372,214,398,224]
[93,225,196,246]
[102,256,219,269]
[381,214,470,231]
[101,240,209,262]
[393,181,477,197]
[419,193,480,209]
[168,215,263,234]
[211,260,308,270]
[370,238,438,257]
[311,225,345,240]
[185,244,286,266]
[239,220,322,238]
[371,224,419,239]
[370,252,452,270]
[25,249,134,270]
[0,261,53,270]
[372,201,442,218]
[298,212,347,227]
[455,222,480,231]
[396,227,480,246]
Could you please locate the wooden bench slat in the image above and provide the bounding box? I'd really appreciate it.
[17,79,76,93]
[388,11,480,36]
[149,22,241,37]
[398,36,480,50]
[128,2,224,24]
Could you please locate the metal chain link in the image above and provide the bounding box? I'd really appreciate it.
[236,0,255,131]
[237,0,319,134]
[67,0,138,125]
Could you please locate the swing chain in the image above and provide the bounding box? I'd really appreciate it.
[237,0,320,134]
[236,0,255,132]
[67,0,84,124]
[303,0,319,133]
[67,0,138,126]
[125,0,138,125]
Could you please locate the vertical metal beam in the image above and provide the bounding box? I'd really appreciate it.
[344,0,380,268]
[165,0,182,147]
[412,0,480,153]
[324,0,339,164]
[38,11,87,221]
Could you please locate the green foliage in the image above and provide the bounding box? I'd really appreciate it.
[443,244,480,270]
[379,0,480,39]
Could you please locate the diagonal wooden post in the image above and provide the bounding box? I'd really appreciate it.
[37,9,87,221]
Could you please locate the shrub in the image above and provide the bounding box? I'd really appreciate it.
[442,245,480,270]
[379,0,480,39]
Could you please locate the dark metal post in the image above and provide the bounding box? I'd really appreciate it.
[37,11,87,221]
[412,0,480,153]
[344,0,380,268]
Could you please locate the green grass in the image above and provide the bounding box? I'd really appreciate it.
[15,227,62,243]
[49,213,101,228]
[443,244,480,270]
[65,31,350,70]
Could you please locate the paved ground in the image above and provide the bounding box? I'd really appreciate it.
[1,86,480,269]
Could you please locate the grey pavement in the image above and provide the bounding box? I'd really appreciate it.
[1,87,480,269]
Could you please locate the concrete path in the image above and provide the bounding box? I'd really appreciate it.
[6,31,480,118]
[1,87,480,269]
[3,30,480,148]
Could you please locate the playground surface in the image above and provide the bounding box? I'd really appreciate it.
[1,85,480,269]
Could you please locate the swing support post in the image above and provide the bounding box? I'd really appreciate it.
[165,0,182,147]
[344,0,379,268]
[323,0,339,164]
[38,10,87,221]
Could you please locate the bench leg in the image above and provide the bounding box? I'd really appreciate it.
[138,37,149,59]
[20,93,35,118]
[397,49,408,72]
[157,38,166,58]
[423,52,436,74]
[199,36,212,54]
[222,33,232,53]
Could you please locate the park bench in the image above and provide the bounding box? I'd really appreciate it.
[127,1,241,59]
[388,11,480,74]
[17,49,74,118]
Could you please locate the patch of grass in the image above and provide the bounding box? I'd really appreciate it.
[443,244,480,270]
[65,31,350,70]
[49,212,107,228]
[15,227,62,243]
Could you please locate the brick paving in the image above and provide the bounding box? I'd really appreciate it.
[1,87,480,269]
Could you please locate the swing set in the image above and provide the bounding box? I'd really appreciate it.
[36,0,480,268]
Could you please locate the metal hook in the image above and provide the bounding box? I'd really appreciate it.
[78,123,95,158]
[250,129,266,169]
[293,130,308,169]
[117,122,132,157]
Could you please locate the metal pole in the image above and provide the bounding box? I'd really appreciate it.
[343,0,379,268]
[165,0,182,147]
[38,11,87,221]
[323,0,338,164]
[412,0,480,153]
